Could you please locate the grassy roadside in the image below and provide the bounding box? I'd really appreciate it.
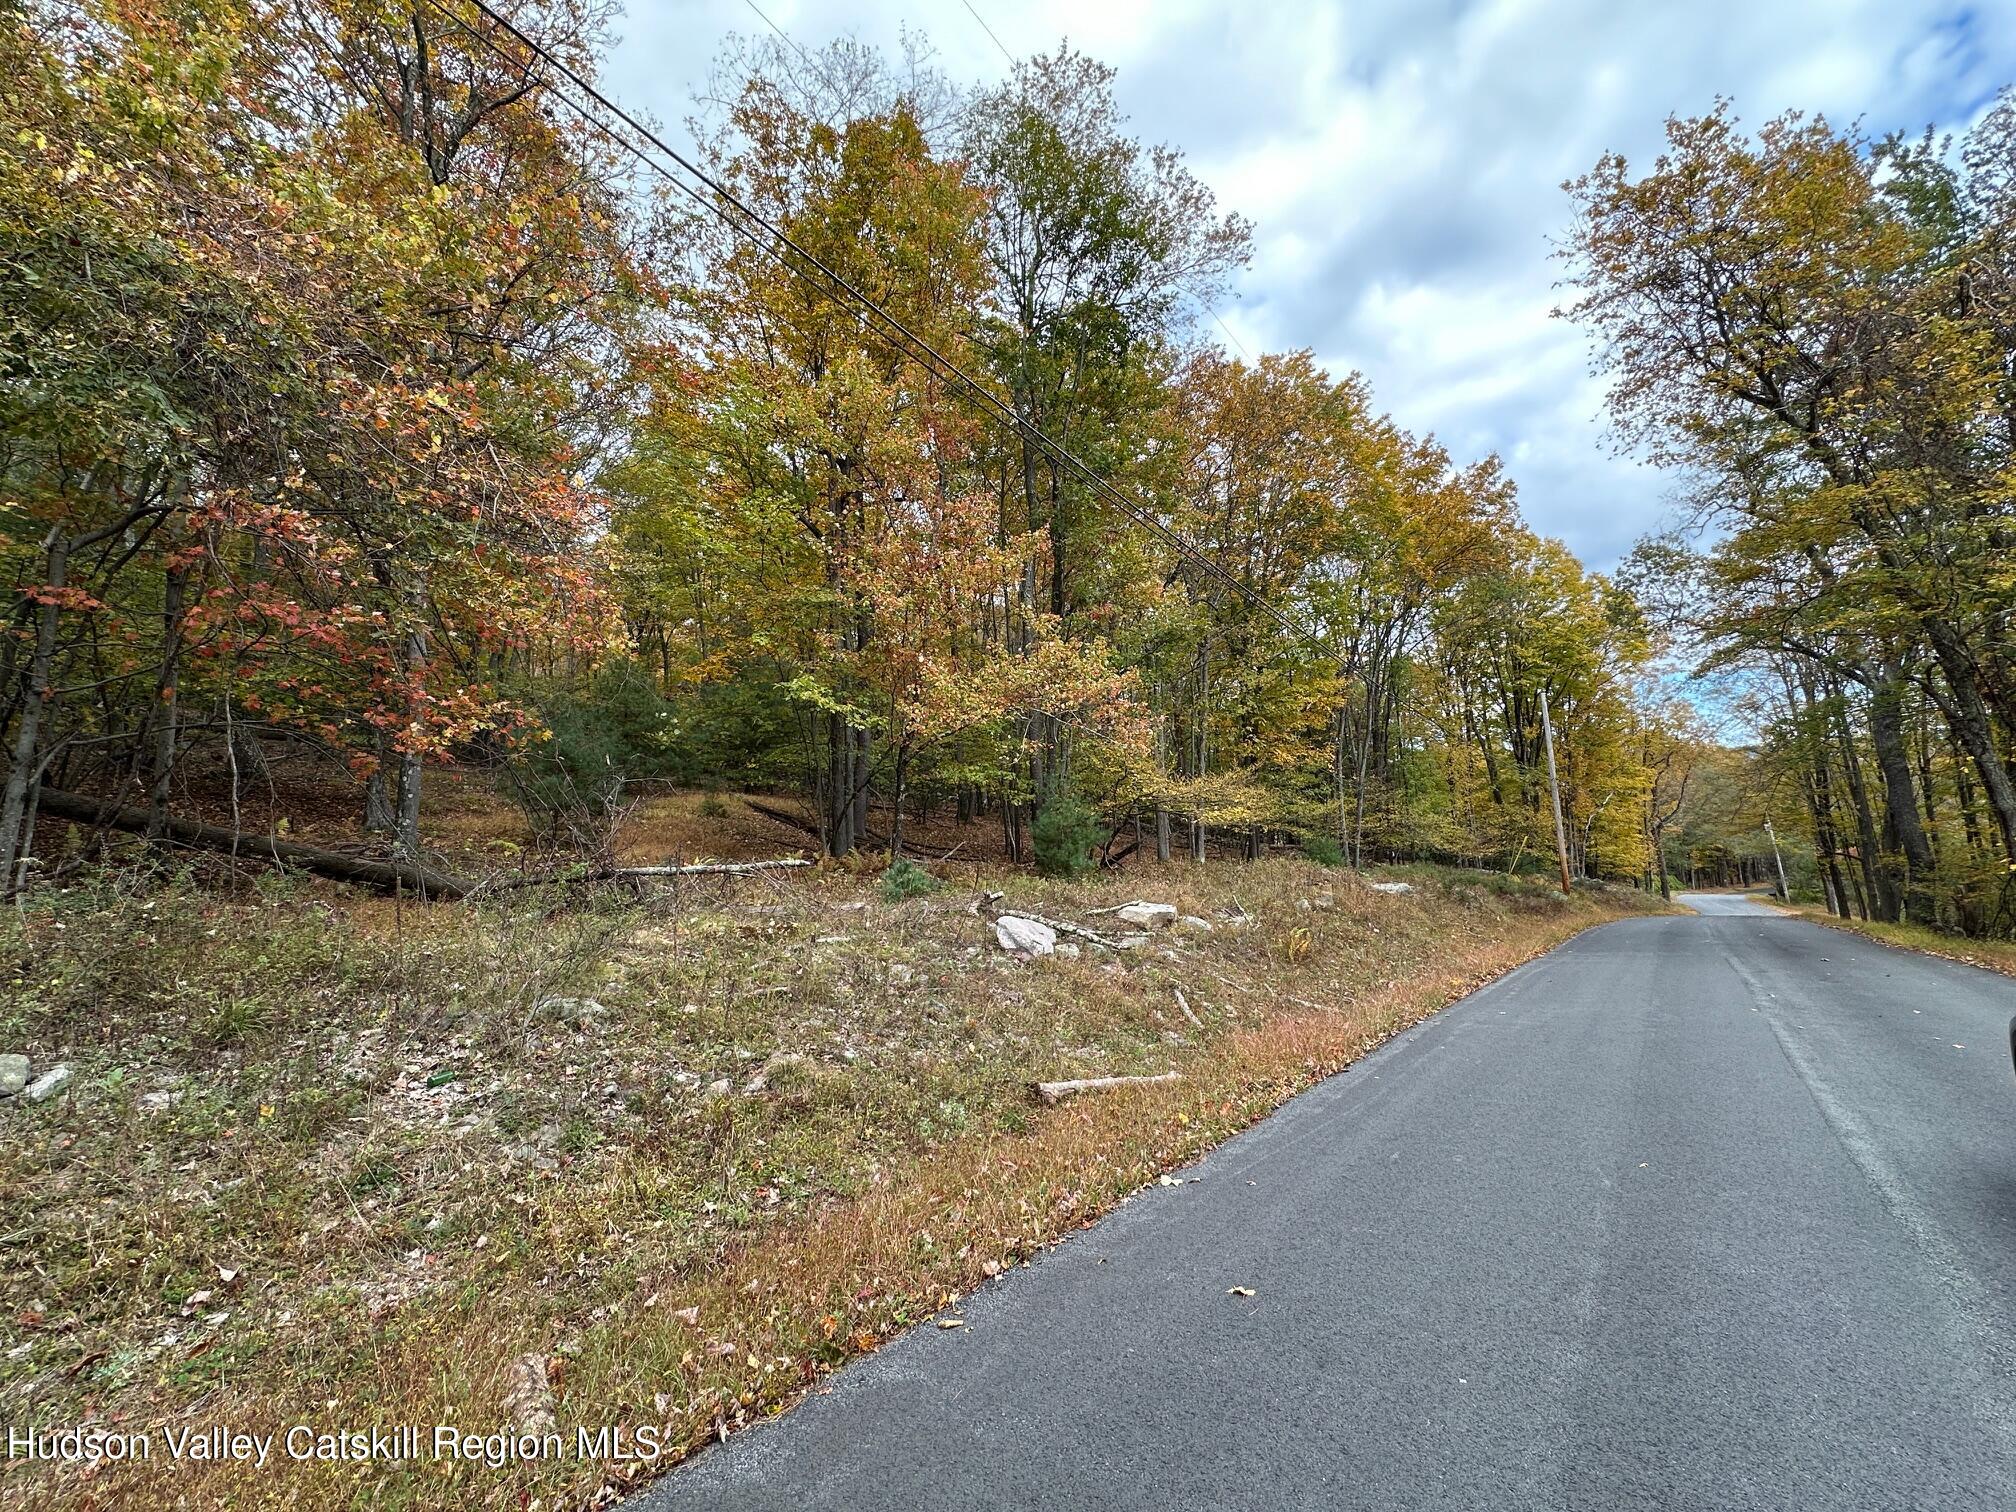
[1761,897,2016,978]
[2,860,1662,1510]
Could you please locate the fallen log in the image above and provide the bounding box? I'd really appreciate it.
[742,799,962,859]
[743,799,823,838]
[33,789,474,898]
[1030,1071,1182,1107]
[611,859,811,877]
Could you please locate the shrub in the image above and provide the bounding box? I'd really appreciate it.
[1300,834,1346,868]
[878,858,942,902]
[504,660,673,855]
[1031,792,1101,878]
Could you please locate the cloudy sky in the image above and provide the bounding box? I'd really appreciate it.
[602,0,2016,568]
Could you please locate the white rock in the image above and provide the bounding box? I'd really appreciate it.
[1114,901,1178,929]
[24,1065,71,1103]
[994,915,1057,956]
[0,1054,27,1097]
[1175,915,1213,933]
[1053,942,1082,959]
[1369,881,1413,895]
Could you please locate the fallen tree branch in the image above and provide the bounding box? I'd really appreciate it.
[1030,1072,1182,1107]
[1032,914,1144,949]
[33,789,474,898]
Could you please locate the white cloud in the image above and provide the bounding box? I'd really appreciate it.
[602,0,2016,566]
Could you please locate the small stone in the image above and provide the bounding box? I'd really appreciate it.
[1175,915,1213,934]
[24,1065,71,1103]
[703,1078,731,1100]
[1053,942,1081,959]
[888,963,915,985]
[139,1090,183,1113]
[1369,881,1413,895]
[0,1054,28,1098]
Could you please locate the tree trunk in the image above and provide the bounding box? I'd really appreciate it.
[826,711,853,858]
[889,746,908,860]
[1830,692,1893,921]
[364,720,397,836]
[851,724,871,852]
[1923,649,2016,864]
[0,530,69,890]
[147,564,187,841]
[393,616,427,855]
[1867,671,1935,923]
[1155,806,1171,864]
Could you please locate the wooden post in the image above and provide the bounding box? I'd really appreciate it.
[1539,685,1572,896]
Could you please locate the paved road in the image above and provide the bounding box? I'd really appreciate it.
[640,896,2016,1511]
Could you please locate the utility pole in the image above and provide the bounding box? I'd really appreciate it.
[1539,685,1572,896]
[1764,817,1790,901]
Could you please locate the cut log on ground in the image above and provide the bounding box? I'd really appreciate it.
[1030,1072,1182,1107]
[33,789,475,897]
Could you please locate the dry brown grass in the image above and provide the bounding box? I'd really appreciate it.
[0,856,1661,1510]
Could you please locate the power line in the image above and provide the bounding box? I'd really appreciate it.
[438,0,1306,645]
[959,0,1013,66]
[1211,310,1255,361]
[738,0,847,101]
[417,0,1319,650]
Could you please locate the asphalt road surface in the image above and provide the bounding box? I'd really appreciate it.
[639,893,2016,1511]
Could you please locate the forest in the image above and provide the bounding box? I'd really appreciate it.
[3,0,2013,939]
